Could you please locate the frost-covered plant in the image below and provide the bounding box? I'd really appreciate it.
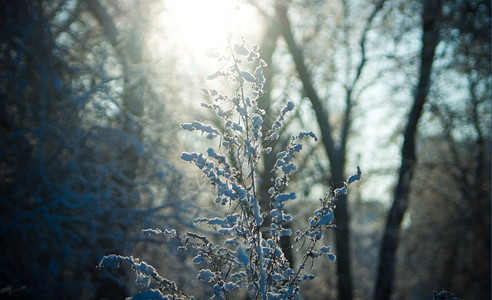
[99,39,361,299]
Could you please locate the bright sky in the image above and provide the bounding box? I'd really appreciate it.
[166,0,260,60]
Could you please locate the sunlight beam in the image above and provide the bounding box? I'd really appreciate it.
[166,0,258,58]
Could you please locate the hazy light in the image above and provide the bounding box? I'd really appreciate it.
[167,0,250,57]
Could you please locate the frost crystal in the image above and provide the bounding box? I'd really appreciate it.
[142,228,162,235]
[207,70,223,80]
[281,101,296,115]
[237,245,249,268]
[180,121,220,139]
[197,269,215,283]
[334,186,347,196]
[234,43,249,56]
[275,192,296,202]
[251,113,263,128]
[130,289,166,300]
[192,254,204,264]
[347,166,361,184]
[240,71,256,83]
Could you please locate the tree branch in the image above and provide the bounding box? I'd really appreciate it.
[275,2,338,161]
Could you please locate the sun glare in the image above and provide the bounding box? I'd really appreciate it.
[167,0,257,58]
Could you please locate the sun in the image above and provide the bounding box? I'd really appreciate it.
[166,0,259,58]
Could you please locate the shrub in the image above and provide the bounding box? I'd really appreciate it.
[99,39,361,300]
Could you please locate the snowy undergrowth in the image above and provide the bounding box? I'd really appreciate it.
[99,39,361,300]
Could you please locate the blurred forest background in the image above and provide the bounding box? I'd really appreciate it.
[0,0,490,299]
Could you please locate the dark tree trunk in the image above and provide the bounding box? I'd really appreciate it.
[256,18,296,266]
[330,156,353,300]
[275,4,352,300]
[373,1,442,299]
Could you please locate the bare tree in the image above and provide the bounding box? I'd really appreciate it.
[84,0,145,187]
[374,0,443,299]
[0,1,189,298]
[394,0,491,297]
[274,1,386,299]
